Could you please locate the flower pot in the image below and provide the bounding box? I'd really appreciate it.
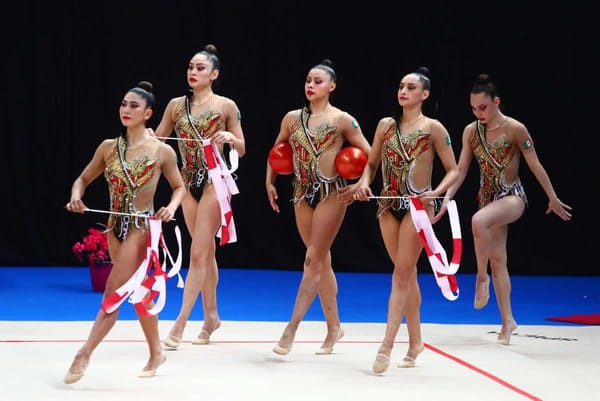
[89,261,113,292]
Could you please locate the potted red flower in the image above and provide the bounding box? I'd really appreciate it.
[72,227,112,292]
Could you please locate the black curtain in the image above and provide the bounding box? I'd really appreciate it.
[1,0,592,275]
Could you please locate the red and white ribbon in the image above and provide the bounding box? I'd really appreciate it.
[202,139,239,245]
[409,197,461,301]
[101,218,184,316]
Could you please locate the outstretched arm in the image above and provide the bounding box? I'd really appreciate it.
[517,127,572,221]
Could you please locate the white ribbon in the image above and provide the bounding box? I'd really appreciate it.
[409,197,461,301]
[101,219,184,315]
[202,139,239,245]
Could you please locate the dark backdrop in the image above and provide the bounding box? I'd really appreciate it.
[1,1,592,275]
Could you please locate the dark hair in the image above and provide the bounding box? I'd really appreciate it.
[128,80,155,109]
[394,66,431,126]
[194,44,221,71]
[121,81,155,138]
[303,59,337,113]
[311,58,337,82]
[413,66,431,91]
[471,73,499,98]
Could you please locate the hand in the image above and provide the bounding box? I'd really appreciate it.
[65,199,87,214]
[353,185,373,202]
[266,183,280,213]
[212,130,235,146]
[432,196,450,224]
[546,197,572,221]
[155,206,176,222]
[337,185,356,205]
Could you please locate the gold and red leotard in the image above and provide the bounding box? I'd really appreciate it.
[290,108,345,207]
[104,137,160,240]
[173,97,225,200]
[471,121,527,209]
[377,122,437,220]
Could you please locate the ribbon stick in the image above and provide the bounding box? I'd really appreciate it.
[202,139,239,245]
[409,197,462,301]
[101,218,184,316]
[82,208,175,221]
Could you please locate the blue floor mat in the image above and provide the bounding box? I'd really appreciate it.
[0,267,598,325]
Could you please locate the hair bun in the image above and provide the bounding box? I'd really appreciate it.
[204,44,218,55]
[476,74,493,85]
[137,81,153,93]
[320,58,334,68]
[416,66,430,77]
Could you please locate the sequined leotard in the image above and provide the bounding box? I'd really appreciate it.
[290,107,346,207]
[104,136,161,240]
[173,96,225,200]
[377,120,438,220]
[471,121,527,209]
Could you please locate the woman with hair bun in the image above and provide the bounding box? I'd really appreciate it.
[152,44,246,349]
[266,59,371,356]
[344,67,458,373]
[64,81,186,383]
[434,73,572,345]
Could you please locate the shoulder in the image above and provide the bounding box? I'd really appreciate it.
[155,139,177,159]
[284,108,302,121]
[376,116,395,130]
[214,94,239,110]
[167,95,186,107]
[462,121,477,137]
[425,117,449,136]
[333,107,359,127]
[99,138,117,150]
[505,116,528,134]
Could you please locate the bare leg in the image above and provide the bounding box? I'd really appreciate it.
[137,305,166,377]
[166,191,220,346]
[489,226,517,345]
[65,231,146,383]
[373,213,422,373]
[65,308,120,382]
[316,253,344,353]
[274,198,345,354]
[195,263,221,344]
[399,277,424,367]
[274,270,321,353]
[471,211,491,309]
[471,197,525,310]
[470,197,524,341]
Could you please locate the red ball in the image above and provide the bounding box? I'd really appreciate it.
[268,141,294,175]
[335,146,367,179]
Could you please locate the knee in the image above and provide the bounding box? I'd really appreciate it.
[471,214,487,237]
[391,268,413,288]
[189,250,210,267]
[303,251,324,280]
